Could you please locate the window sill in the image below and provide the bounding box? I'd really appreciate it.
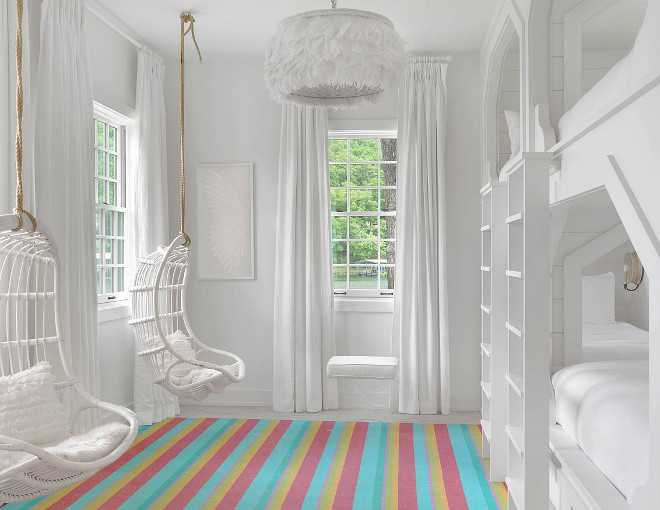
[334,296,394,313]
[98,300,131,324]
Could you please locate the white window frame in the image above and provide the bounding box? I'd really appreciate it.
[94,103,130,304]
[329,129,397,299]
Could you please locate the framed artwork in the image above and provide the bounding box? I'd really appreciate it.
[196,163,254,280]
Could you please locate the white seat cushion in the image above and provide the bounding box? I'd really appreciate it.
[327,356,398,379]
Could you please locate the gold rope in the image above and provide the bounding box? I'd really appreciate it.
[11,0,36,232]
[179,13,202,247]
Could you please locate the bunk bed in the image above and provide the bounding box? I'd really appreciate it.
[544,2,658,507]
[552,360,649,504]
[482,1,659,508]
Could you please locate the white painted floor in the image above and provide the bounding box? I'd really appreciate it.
[179,405,480,424]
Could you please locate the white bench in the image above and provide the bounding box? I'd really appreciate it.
[327,356,398,380]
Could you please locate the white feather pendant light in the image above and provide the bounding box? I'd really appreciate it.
[264,1,406,109]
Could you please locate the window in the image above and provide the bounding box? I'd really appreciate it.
[329,134,397,297]
[94,109,127,303]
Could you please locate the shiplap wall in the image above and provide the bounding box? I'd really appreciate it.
[497,38,520,172]
[550,192,623,370]
[549,0,644,127]
[581,49,629,95]
[550,21,564,127]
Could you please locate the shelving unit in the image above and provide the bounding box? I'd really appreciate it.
[503,154,550,510]
[480,182,507,482]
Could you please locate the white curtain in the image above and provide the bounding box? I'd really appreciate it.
[273,105,338,413]
[392,57,450,415]
[130,48,179,425]
[1,0,33,214]
[34,0,99,426]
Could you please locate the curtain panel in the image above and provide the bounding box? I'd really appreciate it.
[273,105,338,413]
[392,58,450,415]
[130,48,179,425]
[34,0,99,427]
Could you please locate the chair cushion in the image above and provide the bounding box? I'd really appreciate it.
[0,362,70,446]
[327,356,398,379]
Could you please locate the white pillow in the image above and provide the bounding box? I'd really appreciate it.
[504,110,521,158]
[582,272,616,324]
[0,362,71,470]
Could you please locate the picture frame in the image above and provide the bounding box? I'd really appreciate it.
[196,163,254,280]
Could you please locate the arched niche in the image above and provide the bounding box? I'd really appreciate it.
[481,4,524,184]
[496,36,521,173]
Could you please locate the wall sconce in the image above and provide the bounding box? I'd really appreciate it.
[623,251,644,291]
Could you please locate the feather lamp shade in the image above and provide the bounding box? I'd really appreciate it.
[264,7,406,109]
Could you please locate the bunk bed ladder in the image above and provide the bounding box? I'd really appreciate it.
[480,181,508,482]
[503,153,550,510]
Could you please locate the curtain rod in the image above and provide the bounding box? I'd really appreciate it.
[86,0,164,64]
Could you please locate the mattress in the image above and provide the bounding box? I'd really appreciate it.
[582,322,649,362]
[552,360,649,501]
[558,0,660,139]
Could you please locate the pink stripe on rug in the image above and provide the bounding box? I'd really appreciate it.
[434,424,469,510]
[280,421,334,510]
[215,420,292,508]
[398,423,418,510]
[332,421,369,509]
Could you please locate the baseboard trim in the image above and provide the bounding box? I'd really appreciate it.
[179,388,272,407]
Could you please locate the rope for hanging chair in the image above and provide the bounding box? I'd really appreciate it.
[11,0,36,233]
[179,13,202,247]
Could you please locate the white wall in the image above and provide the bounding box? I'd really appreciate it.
[86,12,137,114]
[163,52,483,412]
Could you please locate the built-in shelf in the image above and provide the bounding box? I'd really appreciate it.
[481,266,491,272]
[506,425,525,457]
[481,419,492,440]
[481,224,492,232]
[481,304,492,315]
[506,373,524,397]
[506,476,524,509]
[506,269,523,279]
[481,381,492,399]
[481,343,492,356]
[505,212,523,224]
[505,321,523,338]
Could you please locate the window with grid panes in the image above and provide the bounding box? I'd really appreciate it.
[329,135,396,296]
[95,113,126,302]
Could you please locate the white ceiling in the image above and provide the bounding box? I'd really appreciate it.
[99,0,499,60]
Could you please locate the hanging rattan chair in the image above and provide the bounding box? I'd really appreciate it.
[129,13,245,403]
[0,214,138,504]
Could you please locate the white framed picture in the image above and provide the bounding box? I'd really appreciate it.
[196,163,254,280]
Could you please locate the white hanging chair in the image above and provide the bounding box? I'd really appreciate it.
[129,13,245,403]
[130,235,245,402]
[0,214,138,504]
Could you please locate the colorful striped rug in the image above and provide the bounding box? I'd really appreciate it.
[6,419,506,509]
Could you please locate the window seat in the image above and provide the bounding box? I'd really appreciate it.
[327,356,398,379]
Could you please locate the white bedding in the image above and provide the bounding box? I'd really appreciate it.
[558,0,660,139]
[582,322,649,362]
[552,360,649,501]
